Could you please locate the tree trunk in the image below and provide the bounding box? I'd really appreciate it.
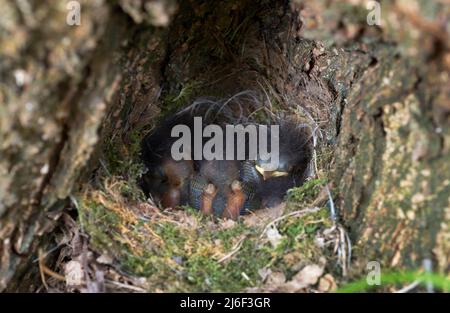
[0,0,448,291]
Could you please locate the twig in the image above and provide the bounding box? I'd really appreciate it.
[38,249,66,291]
[218,237,246,263]
[105,280,147,293]
[325,185,336,221]
[395,280,421,293]
[423,258,434,293]
[338,225,348,276]
[38,249,49,291]
[42,266,66,282]
[259,207,321,239]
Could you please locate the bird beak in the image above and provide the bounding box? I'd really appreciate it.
[272,171,289,177]
[255,164,264,176]
[255,165,289,180]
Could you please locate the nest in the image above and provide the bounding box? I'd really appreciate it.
[36,0,350,293]
[41,173,344,292]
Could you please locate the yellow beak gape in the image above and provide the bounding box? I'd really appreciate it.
[255,165,265,176]
[255,165,289,179]
[272,171,289,177]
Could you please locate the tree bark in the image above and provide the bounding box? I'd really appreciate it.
[0,0,448,291]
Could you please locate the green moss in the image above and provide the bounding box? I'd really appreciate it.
[160,81,200,115]
[77,174,333,292]
[102,127,147,181]
[286,178,326,204]
[337,270,450,293]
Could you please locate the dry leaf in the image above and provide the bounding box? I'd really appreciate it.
[318,274,337,292]
[136,202,159,216]
[266,226,283,248]
[220,219,236,229]
[258,267,272,281]
[282,263,324,292]
[96,254,114,265]
[266,271,286,287]
[64,260,84,286]
[243,203,285,227]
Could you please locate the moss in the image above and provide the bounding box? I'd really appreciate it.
[338,270,450,293]
[77,172,334,292]
[286,178,326,205]
[101,127,147,181]
[78,1,338,287]
[160,81,200,115]
[275,207,332,276]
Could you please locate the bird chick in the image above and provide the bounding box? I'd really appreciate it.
[160,158,194,208]
[222,180,246,220]
[140,100,313,217]
[140,108,199,208]
[190,160,242,217]
[255,119,313,207]
[239,160,263,214]
[200,183,218,215]
[259,175,295,208]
